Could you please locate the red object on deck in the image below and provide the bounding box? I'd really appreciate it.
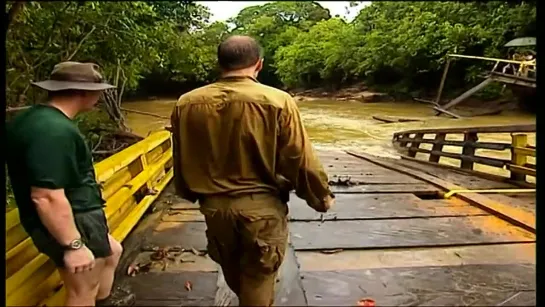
[357,298,376,306]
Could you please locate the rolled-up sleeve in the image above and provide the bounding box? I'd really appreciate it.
[170,105,198,203]
[276,97,334,212]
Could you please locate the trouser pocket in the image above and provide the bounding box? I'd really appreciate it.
[239,209,288,278]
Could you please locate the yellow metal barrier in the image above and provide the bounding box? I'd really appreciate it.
[5,130,174,306]
[443,188,536,199]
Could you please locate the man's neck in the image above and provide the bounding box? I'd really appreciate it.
[48,99,80,119]
[221,69,256,79]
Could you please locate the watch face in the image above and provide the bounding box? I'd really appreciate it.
[70,239,83,249]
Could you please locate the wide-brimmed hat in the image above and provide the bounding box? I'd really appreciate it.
[32,61,116,91]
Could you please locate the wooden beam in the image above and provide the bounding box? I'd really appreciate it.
[406,147,509,168]
[438,78,494,111]
[489,74,536,88]
[392,124,536,136]
[461,132,478,170]
[507,165,536,177]
[433,106,462,118]
[435,58,451,104]
[345,151,535,233]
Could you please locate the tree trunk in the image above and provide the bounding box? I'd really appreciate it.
[5,2,26,36]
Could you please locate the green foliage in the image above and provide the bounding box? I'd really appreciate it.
[228,1,331,85]
[6,1,537,105]
[275,1,536,94]
[6,165,16,209]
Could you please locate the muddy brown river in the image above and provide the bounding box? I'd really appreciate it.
[125,98,535,178]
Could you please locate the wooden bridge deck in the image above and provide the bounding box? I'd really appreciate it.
[107,150,535,306]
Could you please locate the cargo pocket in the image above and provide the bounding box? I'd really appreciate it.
[254,239,286,276]
[239,210,288,277]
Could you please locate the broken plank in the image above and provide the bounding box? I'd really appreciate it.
[330,184,438,194]
[300,264,535,306]
[346,151,536,233]
[440,78,494,111]
[287,193,486,221]
[289,216,535,251]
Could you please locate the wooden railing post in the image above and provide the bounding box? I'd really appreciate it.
[429,133,446,163]
[511,133,528,181]
[398,133,409,147]
[461,132,478,170]
[408,133,423,158]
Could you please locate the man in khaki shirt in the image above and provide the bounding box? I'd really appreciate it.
[170,35,334,306]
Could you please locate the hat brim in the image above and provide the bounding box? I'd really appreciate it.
[32,80,116,92]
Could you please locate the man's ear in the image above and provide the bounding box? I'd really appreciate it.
[255,58,264,73]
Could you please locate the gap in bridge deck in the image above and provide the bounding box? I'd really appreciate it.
[112,150,535,307]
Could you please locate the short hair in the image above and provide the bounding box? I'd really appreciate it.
[47,89,86,100]
[217,35,262,71]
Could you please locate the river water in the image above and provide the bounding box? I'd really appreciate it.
[125,98,535,177]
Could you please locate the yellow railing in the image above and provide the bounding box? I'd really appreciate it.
[5,130,174,306]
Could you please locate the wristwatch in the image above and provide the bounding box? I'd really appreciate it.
[62,238,84,250]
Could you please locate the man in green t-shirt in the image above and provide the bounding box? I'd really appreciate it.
[6,62,124,306]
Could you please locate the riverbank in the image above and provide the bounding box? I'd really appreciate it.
[288,82,525,118]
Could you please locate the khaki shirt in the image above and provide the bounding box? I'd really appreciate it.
[170,76,332,211]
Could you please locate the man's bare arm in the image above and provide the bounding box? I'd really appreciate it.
[31,187,81,245]
[276,97,334,212]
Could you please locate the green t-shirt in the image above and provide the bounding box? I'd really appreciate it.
[6,104,105,232]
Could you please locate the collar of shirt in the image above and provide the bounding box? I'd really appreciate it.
[217,75,259,83]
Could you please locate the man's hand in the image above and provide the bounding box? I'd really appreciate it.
[63,245,95,273]
[323,194,335,211]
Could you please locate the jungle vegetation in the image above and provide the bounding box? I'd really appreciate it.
[5,1,537,206]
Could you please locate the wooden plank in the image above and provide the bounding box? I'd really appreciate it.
[127,272,218,306]
[330,184,438,194]
[434,58,451,104]
[299,264,535,306]
[162,210,205,222]
[144,222,208,251]
[347,152,536,233]
[407,147,509,168]
[289,216,535,250]
[274,245,308,306]
[171,201,200,210]
[490,73,536,88]
[394,137,511,150]
[287,194,487,221]
[295,243,535,271]
[393,124,536,136]
[507,164,536,177]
